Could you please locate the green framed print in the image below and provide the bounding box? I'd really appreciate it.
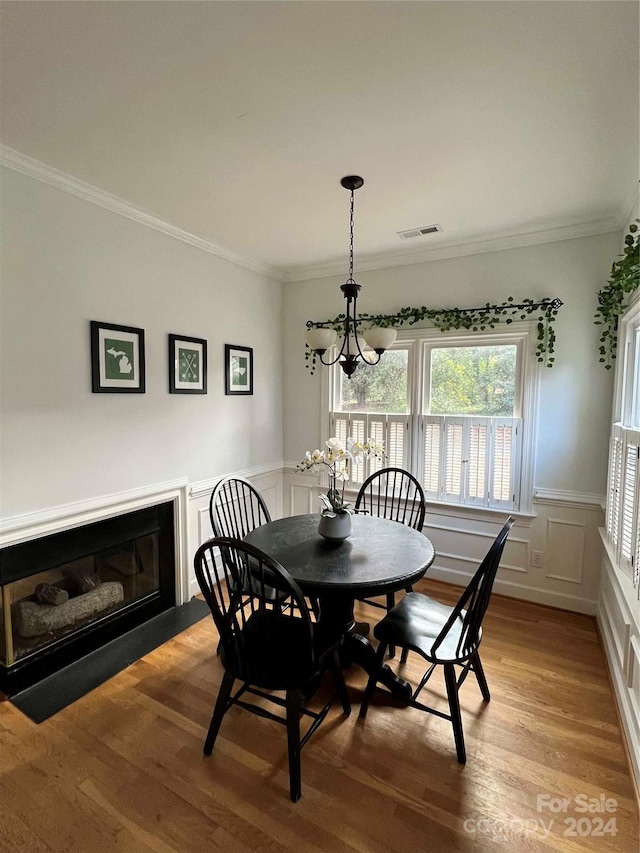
[169,334,207,394]
[225,344,253,395]
[90,321,145,393]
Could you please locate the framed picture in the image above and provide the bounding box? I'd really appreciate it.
[169,334,207,394]
[225,344,253,395]
[90,321,145,393]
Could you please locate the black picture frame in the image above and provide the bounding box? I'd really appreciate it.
[169,334,207,394]
[90,321,145,393]
[224,344,253,395]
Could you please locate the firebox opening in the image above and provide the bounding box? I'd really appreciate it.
[0,501,176,696]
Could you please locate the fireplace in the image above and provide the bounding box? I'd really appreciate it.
[0,502,176,695]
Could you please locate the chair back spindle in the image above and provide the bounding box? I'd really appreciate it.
[209,476,271,541]
[355,467,426,531]
[194,537,314,671]
[432,516,514,660]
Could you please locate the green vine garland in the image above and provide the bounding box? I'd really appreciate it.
[305,297,563,373]
[595,219,640,369]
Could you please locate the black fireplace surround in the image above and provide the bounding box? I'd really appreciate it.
[0,502,176,695]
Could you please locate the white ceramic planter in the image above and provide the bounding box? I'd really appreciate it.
[317,512,353,542]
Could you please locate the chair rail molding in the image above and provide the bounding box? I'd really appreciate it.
[533,488,605,510]
[189,461,285,500]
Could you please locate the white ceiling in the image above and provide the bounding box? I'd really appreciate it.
[1,1,638,280]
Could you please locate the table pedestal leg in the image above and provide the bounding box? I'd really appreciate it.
[318,594,411,702]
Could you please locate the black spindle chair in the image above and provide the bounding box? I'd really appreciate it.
[354,467,427,654]
[209,475,271,541]
[194,537,351,802]
[359,516,514,764]
[209,475,318,619]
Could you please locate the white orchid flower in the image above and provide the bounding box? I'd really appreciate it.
[347,437,365,458]
[334,465,350,482]
[325,437,348,459]
[363,438,385,457]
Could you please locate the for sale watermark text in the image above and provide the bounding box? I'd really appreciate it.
[463,794,618,843]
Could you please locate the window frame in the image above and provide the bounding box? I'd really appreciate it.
[606,291,640,585]
[324,323,540,514]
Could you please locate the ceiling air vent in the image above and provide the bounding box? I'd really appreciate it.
[397,224,442,240]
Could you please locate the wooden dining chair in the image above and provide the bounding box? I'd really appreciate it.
[354,467,427,655]
[209,475,271,540]
[194,536,351,802]
[210,474,320,620]
[359,516,514,764]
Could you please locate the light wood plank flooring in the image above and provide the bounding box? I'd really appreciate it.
[0,578,638,852]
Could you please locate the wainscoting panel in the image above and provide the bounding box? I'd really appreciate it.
[597,535,640,790]
[544,518,585,584]
[290,481,318,516]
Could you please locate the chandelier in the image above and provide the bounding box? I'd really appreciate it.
[305,176,397,377]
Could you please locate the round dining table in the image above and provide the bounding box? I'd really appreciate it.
[244,512,436,699]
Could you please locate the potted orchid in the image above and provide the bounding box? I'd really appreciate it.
[297,436,385,540]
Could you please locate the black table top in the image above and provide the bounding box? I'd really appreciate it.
[244,513,435,598]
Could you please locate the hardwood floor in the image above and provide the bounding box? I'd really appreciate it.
[0,578,638,852]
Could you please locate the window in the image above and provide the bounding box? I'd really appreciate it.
[332,348,411,486]
[329,327,536,512]
[606,293,640,585]
[422,343,521,509]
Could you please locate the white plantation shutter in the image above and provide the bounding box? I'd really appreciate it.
[443,419,464,503]
[607,428,623,545]
[605,299,640,586]
[333,414,348,448]
[420,416,519,509]
[348,415,367,484]
[619,430,639,576]
[386,417,407,469]
[423,418,441,498]
[467,420,488,504]
[490,418,520,508]
[330,412,408,484]
[368,417,388,479]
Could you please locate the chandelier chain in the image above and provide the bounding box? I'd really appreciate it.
[348,188,355,281]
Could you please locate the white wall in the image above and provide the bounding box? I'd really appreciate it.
[0,167,284,519]
[282,232,621,613]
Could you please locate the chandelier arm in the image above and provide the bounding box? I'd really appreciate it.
[316,349,343,367]
[349,291,382,364]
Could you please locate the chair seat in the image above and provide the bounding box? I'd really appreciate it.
[373,592,481,664]
[221,611,336,688]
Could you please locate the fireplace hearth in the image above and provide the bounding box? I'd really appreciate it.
[0,502,176,695]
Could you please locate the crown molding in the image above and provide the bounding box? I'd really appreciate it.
[0,146,282,282]
[3,145,631,285]
[282,217,622,282]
